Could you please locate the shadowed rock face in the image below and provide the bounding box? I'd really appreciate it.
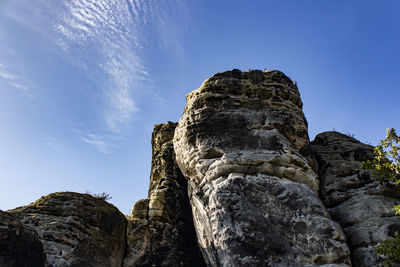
[0,211,45,267]
[174,69,351,266]
[8,192,126,267]
[311,132,400,267]
[123,122,206,267]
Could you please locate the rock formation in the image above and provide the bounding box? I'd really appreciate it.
[0,211,45,267]
[123,122,206,267]
[1,69,398,267]
[7,192,127,267]
[173,69,350,266]
[311,131,400,267]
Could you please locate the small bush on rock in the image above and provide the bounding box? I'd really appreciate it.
[86,191,112,201]
[362,128,400,266]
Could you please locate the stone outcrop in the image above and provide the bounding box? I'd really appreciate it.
[8,192,127,267]
[1,69,398,267]
[124,122,206,267]
[311,132,400,267]
[0,210,45,267]
[173,69,351,266]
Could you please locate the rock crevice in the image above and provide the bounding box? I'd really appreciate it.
[123,121,206,267]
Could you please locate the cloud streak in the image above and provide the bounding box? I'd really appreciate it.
[72,128,116,155]
[80,133,113,155]
[54,0,147,136]
[0,63,34,97]
[44,136,68,156]
[51,0,189,153]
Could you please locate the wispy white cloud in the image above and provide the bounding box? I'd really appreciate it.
[0,63,34,98]
[72,128,116,155]
[80,134,113,155]
[44,136,67,156]
[0,69,15,81]
[9,82,28,91]
[54,0,145,135]
[50,0,189,153]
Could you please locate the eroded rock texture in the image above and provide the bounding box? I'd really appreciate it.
[3,69,398,267]
[8,192,126,267]
[0,210,45,267]
[124,122,206,267]
[174,69,351,266]
[311,132,400,267]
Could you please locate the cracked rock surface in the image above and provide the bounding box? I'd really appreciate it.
[174,69,351,266]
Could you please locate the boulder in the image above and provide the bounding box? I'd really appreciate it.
[311,131,400,267]
[8,192,126,267]
[174,69,351,266]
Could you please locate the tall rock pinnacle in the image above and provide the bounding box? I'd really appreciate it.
[173,69,351,266]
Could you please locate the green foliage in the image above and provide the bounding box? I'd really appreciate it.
[395,205,400,215]
[93,192,112,201]
[362,128,400,266]
[376,232,400,266]
[361,128,400,183]
[86,191,112,201]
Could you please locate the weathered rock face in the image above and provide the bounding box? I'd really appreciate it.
[8,192,126,267]
[174,69,351,266]
[3,69,398,267]
[0,210,45,267]
[124,122,206,267]
[311,132,400,267]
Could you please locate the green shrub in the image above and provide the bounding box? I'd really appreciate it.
[362,128,400,266]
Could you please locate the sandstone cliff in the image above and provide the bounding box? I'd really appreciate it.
[1,69,399,267]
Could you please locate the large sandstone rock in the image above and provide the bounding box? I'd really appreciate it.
[8,192,126,267]
[124,122,206,267]
[174,69,351,266]
[0,210,45,267]
[311,132,400,267]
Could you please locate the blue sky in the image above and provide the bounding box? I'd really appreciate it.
[1,0,399,214]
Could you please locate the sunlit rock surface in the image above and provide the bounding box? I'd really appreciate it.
[174,69,351,266]
[124,122,206,267]
[311,132,400,267]
[8,192,126,267]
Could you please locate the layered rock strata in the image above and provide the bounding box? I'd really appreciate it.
[311,132,400,267]
[8,192,126,267]
[173,69,351,266]
[0,210,45,267]
[124,122,206,267]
